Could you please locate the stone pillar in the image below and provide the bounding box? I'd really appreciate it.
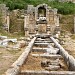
[55,15,60,38]
[24,15,29,37]
[56,15,59,26]
[46,9,49,23]
[74,17,75,33]
[24,15,29,28]
[35,7,38,20]
[6,14,10,32]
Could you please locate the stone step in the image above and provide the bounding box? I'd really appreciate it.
[32,48,47,52]
[35,41,52,43]
[34,43,48,46]
[36,38,50,41]
[35,34,51,38]
[20,70,75,75]
[31,54,62,59]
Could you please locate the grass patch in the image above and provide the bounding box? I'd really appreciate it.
[70,34,75,39]
[7,49,21,55]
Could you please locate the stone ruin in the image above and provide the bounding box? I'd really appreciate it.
[0,4,60,37]
[0,4,9,31]
[24,4,60,37]
[9,9,24,33]
[57,0,75,3]
[49,0,75,3]
[74,16,75,33]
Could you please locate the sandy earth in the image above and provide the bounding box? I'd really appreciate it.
[0,36,75,75]
[0,47,25,75]
[60,36,75,58]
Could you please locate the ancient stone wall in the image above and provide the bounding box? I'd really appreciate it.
[24,4,60,36]
[10,10,24,34]
[49,0,75,3]
[74,16,75,33]
[0,4,9,31]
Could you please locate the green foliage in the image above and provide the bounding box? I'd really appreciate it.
[0,0,74,14]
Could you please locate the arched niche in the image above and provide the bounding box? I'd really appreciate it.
[35,4,47,19]
[38,7,46,17]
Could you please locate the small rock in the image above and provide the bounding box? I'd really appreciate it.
[0,52,2,54]
[2,55,13,59]
[19,37,25,40]
[19,40,25,48]
[0,36,7,40]
[41,60,48,67]
[45,65,60,71]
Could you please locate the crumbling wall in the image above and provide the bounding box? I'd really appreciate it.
[9,9,24,34]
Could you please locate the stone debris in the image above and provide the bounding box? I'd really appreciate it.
[0,36,7,40]
[45,65,60,71]
[26,37,31,41]
[12,44,20,50]
[46,45,59,54]
[0,38,17,47]
[2,55,13,59]
[41,59,60,67]
[8,39,17,43]
[19,40,25,48]
[19,37,25,40]
[0,52,2,54]
[41,59,61,71]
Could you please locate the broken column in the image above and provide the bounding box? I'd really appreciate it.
[6,13,10,32]
[24,15,29,37]
[74,16,75,33]
[55,15,60,38]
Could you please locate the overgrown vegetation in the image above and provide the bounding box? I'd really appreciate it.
[60,15,74,33]
[0,0,74,15]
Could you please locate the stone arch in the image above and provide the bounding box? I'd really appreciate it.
[38,7,46,17]
[35,4,48,19]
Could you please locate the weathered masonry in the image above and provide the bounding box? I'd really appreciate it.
[6,34,75,75]
[24,4,60,37]
[0,4,9,31]
[0,4,60,36]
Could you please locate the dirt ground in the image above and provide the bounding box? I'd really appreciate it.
[0,47,25,75]
[60,36,75,58]
[0,35,75,75]
[21,52,68,71]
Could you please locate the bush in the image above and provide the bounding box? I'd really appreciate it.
[0,0,74,15]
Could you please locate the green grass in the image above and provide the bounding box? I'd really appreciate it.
[7,49,21,55]
[60,15,74,33]
[0,0,74,15]
[70,34,75,39]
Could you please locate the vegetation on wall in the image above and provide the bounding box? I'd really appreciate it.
[0,0,74,15]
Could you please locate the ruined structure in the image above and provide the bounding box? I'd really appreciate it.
[74,16,75,33]
[58,0,75,3]
[10,9,24,33]
[24,4,60,37]
[0,4,60,37]
[48,0,75,3]
[0,4,9,31]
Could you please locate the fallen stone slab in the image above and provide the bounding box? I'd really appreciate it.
[46,48,59,54]
[34,43,49,45]
[35,41,52,43]
[45,65,60,71]
[41,59,60,67]
[21,70,75,75]
[8,39,17,43]
[50,37,75,71]
[31,54,62,59]
[32,48,47,52]
[0,39,17,47]
[6,37,36,75]
[0,36,7,39]
[0,52,2,54]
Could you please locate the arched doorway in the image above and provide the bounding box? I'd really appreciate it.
[38,7,46,17]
